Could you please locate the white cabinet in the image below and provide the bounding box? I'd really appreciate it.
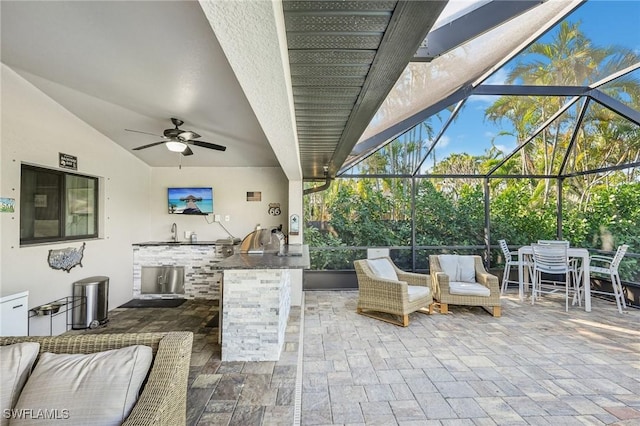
[0,291,29,336]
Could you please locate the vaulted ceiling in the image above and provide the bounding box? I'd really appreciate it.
[2,1,567,181]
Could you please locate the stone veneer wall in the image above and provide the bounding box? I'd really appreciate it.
[133,245,221,299]
[222,268,291,362]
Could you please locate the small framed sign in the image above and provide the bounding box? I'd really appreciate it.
[289,214,300,235]
[246,191,261,202]
[59,153,77,170]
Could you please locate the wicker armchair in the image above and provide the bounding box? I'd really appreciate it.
[354,257,434,326]
[429,255,501,317]
[0,332,193,426]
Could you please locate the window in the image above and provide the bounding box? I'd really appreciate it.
[20,164,98,244]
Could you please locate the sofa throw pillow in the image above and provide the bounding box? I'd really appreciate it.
[438,255,460,281]
[12,345,153,426]
[367,258,398,281]
[0,342,40,426]
[458,256,476,283]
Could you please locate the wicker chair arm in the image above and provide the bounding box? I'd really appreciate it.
[123,332,193,426]
[431,272,450,300]
[476,272,500,294]
[397,270,431,287]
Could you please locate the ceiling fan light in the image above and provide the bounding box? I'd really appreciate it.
[165,141,187,152]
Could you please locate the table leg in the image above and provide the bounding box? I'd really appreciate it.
[583,256,591,312]
[518,252,524,301]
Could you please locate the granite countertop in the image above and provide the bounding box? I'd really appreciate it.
[133,241,219,246]
[212,245,310,270]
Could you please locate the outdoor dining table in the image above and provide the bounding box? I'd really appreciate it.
[517,246,592,312]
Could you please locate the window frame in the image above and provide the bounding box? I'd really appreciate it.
[20,164,99,245]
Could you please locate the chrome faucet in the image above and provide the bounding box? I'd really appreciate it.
[171,223,177,242]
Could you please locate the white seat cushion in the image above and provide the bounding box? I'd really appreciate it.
[407,285,430,302]
[449,281,491,297]
[367,258,398,281]
[0,342,40,426]
[13,345,153,426]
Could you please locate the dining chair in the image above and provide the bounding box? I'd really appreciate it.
[498,239,531,295]
[582,244,629,313]
[530,243,580,311]
[537,240,582,301]
[537,240,570,247]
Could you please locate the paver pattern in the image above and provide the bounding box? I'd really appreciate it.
[69,291,640,425]
[301,291,640,426]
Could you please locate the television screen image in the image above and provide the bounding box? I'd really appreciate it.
[168,187,213,215]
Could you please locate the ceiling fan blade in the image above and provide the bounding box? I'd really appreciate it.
[181,146,194,156]
[190,140,227,151]
[125,129,165,138]
[178,131,200,141]
[132,141,166,150]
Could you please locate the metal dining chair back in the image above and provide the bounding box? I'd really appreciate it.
[537,240,570,247]
[498,239,530,295]
[588,244,629,313]
[530,243,576,311]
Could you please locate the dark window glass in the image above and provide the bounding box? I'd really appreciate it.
[20,165,98,244]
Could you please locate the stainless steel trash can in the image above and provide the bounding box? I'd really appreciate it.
[72,276,109,329]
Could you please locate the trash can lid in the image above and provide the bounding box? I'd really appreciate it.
[73,276,109,284]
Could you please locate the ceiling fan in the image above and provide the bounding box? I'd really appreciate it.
[125,118,227,156]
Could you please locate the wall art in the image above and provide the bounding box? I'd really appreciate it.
[48,242,85,273]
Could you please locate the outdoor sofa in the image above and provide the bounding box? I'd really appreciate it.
[0,331,193,426]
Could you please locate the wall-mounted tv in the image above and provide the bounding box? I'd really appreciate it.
[168,187,213,215]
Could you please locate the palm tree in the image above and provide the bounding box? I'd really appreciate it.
[486,20,640,203]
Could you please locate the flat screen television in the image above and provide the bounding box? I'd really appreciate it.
[168,187,213,215]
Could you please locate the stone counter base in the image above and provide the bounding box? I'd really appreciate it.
[221,268,291,361]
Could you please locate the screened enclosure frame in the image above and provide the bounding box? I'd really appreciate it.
[320,62,640,274]
[339,63,640,180]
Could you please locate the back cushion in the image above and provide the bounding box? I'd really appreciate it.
[367,258,398,281]
[12,345,153,426]
[457,256,477,283]
[438,255,477,283]
[438,255,460,281]
[0,342,40,426]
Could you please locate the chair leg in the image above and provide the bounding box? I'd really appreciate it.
[611,272,625,313]
[501,263,509,295]
[439,303,448,314]
[492,306,501,317]
[357,308,411,327]
[417,304,435,315]
[565,272,570,312]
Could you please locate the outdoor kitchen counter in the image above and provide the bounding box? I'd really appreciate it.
[133,241,218,246]
[210,244,310,270]
[214,244,309,362]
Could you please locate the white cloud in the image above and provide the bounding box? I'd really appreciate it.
[484,68,510,85]
[437,135,451,148]
[494,144,509,153]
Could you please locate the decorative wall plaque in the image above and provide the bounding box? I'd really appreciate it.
[48,242,85,273]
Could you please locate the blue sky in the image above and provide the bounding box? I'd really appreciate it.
[428,0,640,164]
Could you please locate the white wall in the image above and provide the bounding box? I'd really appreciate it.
[1,65,295,333]
[148,167,288,242]
[1,65,151,334]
